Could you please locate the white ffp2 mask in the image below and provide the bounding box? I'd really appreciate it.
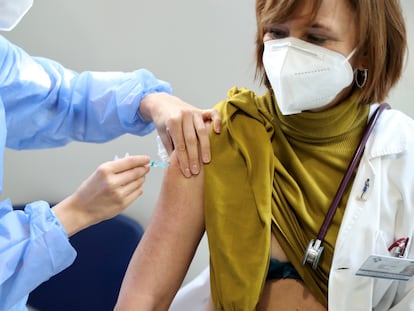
[263,37,355,115]
[0,0,33,31]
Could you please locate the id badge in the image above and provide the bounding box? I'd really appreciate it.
[356,255,414,281]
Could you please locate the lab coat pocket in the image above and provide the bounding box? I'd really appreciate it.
[374,230,393,256]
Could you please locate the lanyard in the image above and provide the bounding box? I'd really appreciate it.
[302,103,391,270]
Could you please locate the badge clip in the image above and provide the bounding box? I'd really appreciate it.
[388,237,409,258]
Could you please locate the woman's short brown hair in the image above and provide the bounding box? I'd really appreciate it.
[255,0,407,105]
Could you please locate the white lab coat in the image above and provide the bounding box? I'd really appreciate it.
[170,104,414,311]
[329,105,414,310]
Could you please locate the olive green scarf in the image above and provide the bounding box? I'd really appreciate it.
[204,87,369,310]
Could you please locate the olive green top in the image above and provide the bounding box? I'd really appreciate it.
[204,87,369,310]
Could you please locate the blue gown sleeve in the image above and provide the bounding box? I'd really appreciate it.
[0,34,172,309]
[0,35,172,149]
[0,200,77,310]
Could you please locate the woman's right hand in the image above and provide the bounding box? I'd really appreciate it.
[52,155,150,236]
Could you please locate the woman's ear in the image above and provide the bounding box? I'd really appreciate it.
[356,49,369,70]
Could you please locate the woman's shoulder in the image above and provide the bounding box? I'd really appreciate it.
[379,105,414,131]
[369,104,414,155]
[215,87,258,107]
[214,87,273,122]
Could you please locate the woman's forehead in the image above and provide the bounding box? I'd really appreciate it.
[263,0,355,31]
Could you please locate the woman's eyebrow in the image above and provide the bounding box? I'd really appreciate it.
[310,21,334,32]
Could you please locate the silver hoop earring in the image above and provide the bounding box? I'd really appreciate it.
[354,69,368,88]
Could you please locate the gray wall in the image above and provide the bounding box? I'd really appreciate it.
[2,0,413,283]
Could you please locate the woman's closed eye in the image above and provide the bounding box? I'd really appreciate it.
[306,34,328,45]
[264,29,329,46]
[266,27,289,40]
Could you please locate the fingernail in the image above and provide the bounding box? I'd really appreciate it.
[191,164,199,174]
[184,168,191,177]
[203,154,210,163]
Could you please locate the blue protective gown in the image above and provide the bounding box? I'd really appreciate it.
[0,35,172,310]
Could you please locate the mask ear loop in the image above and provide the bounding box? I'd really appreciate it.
[345,48,357,61]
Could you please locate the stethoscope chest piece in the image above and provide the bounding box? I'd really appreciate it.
[302,239,324,270]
